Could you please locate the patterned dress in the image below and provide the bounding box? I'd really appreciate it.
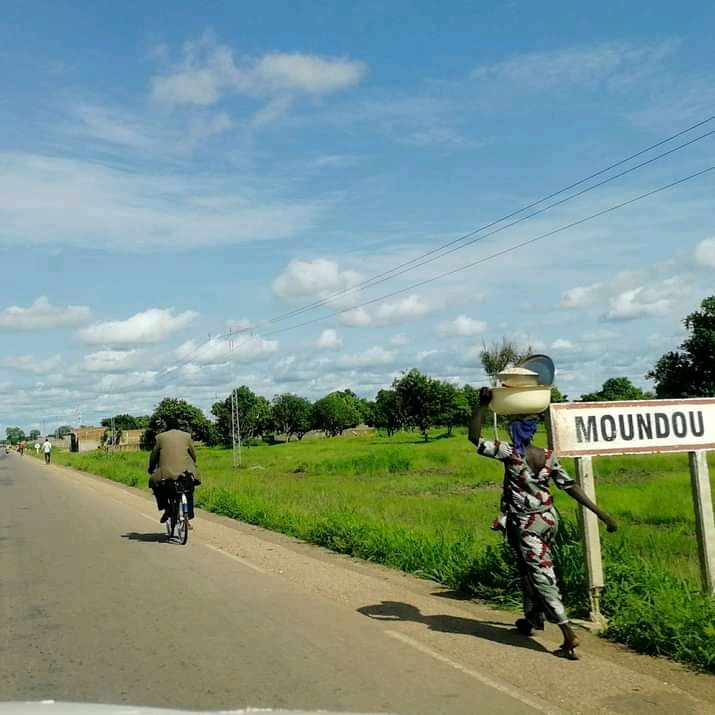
[477,437,575,626]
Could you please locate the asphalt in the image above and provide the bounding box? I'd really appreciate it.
[2,450,715,715]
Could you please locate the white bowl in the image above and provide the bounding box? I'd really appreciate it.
[489,385,552,416]
[497,367,540,387]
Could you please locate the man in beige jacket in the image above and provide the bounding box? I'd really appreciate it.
[147,426,201,524]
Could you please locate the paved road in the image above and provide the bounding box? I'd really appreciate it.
[2,452,715,715]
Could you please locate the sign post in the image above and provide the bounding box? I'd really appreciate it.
[689,450,715,594]
[573,455,607,627]
[548,398,715,612]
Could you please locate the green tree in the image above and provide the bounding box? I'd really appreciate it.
[56,425,73,438]
[393,368,443,441]
[142,398,215,449]
[101,414,150,430]
[647,296,715,398]
[550,386,569,403]
[28,429,41,442]
[271,393,313,441]
[372,389,404,436]
[434,380,470,435]
[5,427,25,445]
[479,338,533,386]
[211,386,272,448]
[580,377,649,402]
[311,392,361,437]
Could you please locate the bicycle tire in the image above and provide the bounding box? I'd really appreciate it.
[178,495,189,545]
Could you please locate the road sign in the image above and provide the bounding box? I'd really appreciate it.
[549,398,715,457]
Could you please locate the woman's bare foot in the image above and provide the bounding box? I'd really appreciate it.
[555,622,580,660]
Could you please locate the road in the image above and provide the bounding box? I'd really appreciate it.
[2,451,715,715]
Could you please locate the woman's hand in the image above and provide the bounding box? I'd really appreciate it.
[603,516,618,533]
[478,386,493,407]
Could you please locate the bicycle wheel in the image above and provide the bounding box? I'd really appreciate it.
[177,495,189,545]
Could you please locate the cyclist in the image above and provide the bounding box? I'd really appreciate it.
[147,422,201,527]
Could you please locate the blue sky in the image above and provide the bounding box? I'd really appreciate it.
[1,0,714,432]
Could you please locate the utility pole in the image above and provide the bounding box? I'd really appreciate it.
[228,329,242,468]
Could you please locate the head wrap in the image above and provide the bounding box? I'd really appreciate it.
[508,417,538,456]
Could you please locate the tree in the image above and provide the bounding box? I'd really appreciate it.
[311,392,361,437]
[434,380,470,435]
[479,338,533,386]
[580,377,649,402]
[647,296,715,398]
[211,386,272,448]
[271,393,313,441]
[28,429,41,442]
[5,427,25,445]
[56,425,73,438]
[372,389,404,436]
[550,386,569,403]
[142,398,215,449]
[101,414,150,430]
[393,368,443,441]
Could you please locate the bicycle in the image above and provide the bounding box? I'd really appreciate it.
[165,472,193,545]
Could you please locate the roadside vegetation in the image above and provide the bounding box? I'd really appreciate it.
[20,295,715,672]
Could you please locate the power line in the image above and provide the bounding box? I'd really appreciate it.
[253,165,715,338]
[227,116,715,334]
[265,129,715,325]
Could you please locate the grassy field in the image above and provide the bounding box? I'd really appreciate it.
[50,427,715,672]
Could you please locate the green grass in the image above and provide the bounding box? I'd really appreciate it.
[52,428,715,673]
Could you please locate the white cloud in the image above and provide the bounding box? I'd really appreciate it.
[336,294,432,328]
[339,307,373,327]
[82,349,149,373]
[315,328,342,350]
[390,333,411,347]
[272,258,362,306]
[695,237,715,268]
[605,287,672,322]
[175,334,278,365]
[151,34,366,107]
[95,372,159,393]
[336,346,396,368]
[551,339,574,351]
[436,315,488,337]
[3,354,62,374]
[250,53,366,95]
[0,154,324,251]
[471,39,678,91]
[0,297,92,331]
[560,283,603,309]
[374,294,431,324]
[78,308,198,346]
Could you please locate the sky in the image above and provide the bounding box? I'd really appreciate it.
[1,0,714,433]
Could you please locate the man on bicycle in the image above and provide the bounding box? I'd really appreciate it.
[147,422,201,526]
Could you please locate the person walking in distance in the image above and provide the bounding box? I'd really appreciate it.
[42,437,52,464]
[468,386,618,660]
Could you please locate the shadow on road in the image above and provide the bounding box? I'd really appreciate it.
[357,600,550,653]
[121,531,169,543]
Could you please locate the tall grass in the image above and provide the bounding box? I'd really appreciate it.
[53,429,715,672]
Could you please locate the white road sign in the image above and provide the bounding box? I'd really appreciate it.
[549,398,715,457]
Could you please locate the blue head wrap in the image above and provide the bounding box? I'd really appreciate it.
[508,418,538,456]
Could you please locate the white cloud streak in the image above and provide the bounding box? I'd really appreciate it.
[0,297,92,331]
[78,308,198,346]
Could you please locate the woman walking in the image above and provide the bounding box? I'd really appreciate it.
[469,386,618,659]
